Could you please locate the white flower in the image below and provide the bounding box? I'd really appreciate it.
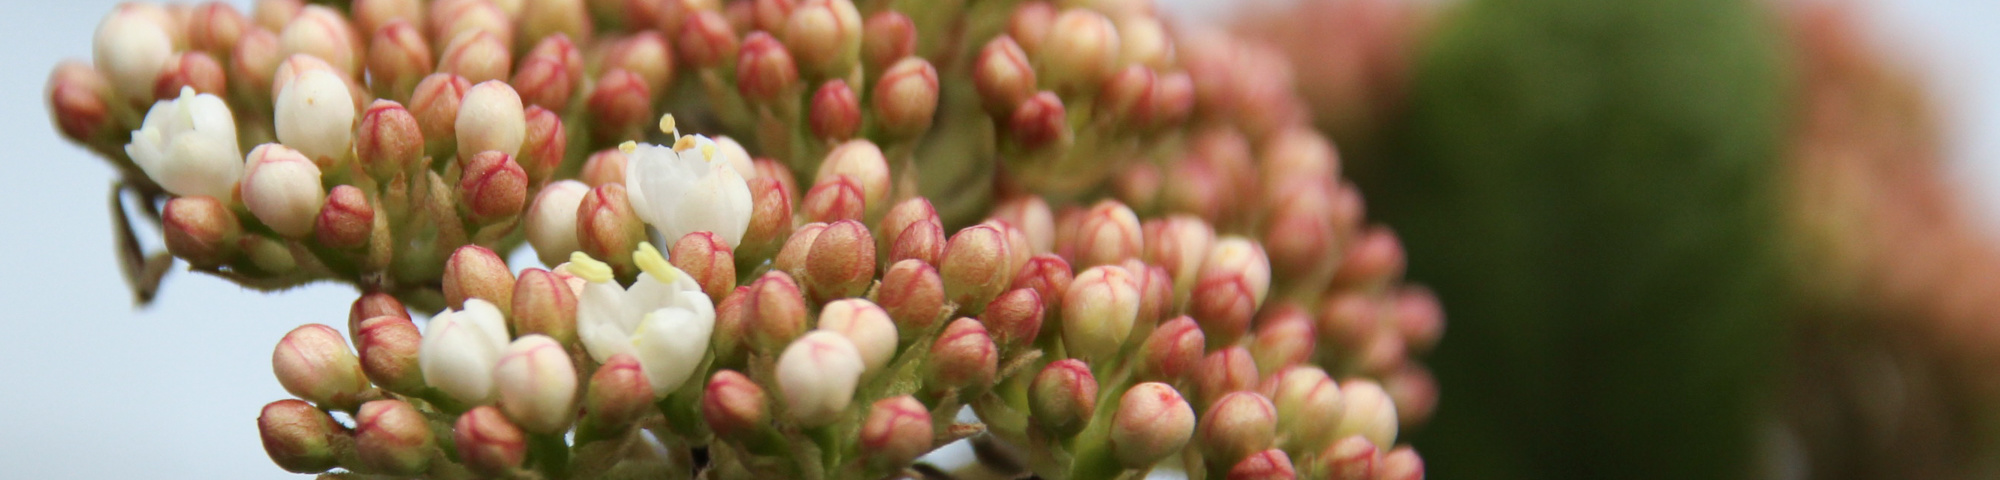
[776,331,865,427]
[526,180,590,267]
[418,299,510,405]
[93,4,175,103]
[125,87,243,200]
[815,298,898,373]
[275,69,356,166]
[493,334,578,435]
[624,134,754,249]
[573,245,715,397]
[240,144,325,237]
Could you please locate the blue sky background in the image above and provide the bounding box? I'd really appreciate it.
[0,0,1995,477]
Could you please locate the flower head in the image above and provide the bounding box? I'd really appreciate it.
[127,87,242,199]
[624,116,755,249]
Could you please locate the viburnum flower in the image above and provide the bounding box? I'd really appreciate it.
[418,298,510,404]
[624,116,754,249]
[126,87,242,199]
[573,245,715,396]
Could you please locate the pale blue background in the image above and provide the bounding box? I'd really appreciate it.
[1,0,1995,477]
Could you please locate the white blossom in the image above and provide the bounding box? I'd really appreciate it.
[573,246,715,396]
[624,135,754,249]
[126,87,242,200]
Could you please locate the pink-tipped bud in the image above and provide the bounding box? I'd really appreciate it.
[1040,9,1119,92]
[677,10,739,69]
[737,31,799,102]
[1263,366,1344,451]
[357,315,426,395]
[366,20,431,100]
[1228,450,1297,480]
[1333,379,1398,449]
[803,175,866,223]
[1109,382,1196,468]
[518,107,568,187]
[258,399,341,473]
[992,196,1056,255]
[1011,254,1073,315]
[1260,127,1340,194]
[494,335,578,434]
[1029,358,1097,437]
[458,151,528,224]
[818,298,899,372]
[430,0,513,53]
[1377,447,1425,480]
[1316,293,1380,359]
[741,172,796,260]
[817,140,891,215]
[880,198,943,266]
[878,259,947,339]
[1264,184,1340,282]
[929,317,998,391]
[711,287,753,366]
[230,28,283,106]
[279,6,361,75]
[511,268,579,345]
[1191,237,1271,345]
[241,143,326,238]
[356,100,425,180]
[580,149,629,187]
[354,399,435,475]
[1062,265,1141,361]
[1385,364,1438,428]
[1151,71,1195,127]
[1193,346,1258,409]
[513,35,584,110]
[750,0,795,33]
[772,221,827,279]
[315,185,375,249]
[1125,261,1173,334]
[409,73,471,154]
[1143,215,1216,301]
[456,81,527,159]
[810,80,861,141]
[1008,91,1069,150]
[604,31,676,94]
[190,2,250,54]
[351,292,410,330]
[747,271,810,354]
[974,35,1037,116]
[154,51,227,99]
[585,69,654,143]
[941,224,1013,312]
[1250,305,1316,373]
[776,331,866,426]
[351,0,422,44]
[860,11,915,76]
[1073,200,1143,268]
[272,324,370,410]
[519,0,589,51]
[454,406,527,476]
[1201,392,1279,468]
[981,288,1044,353]
[444,245,516,313]
[873,57,939,138]
[1331,227,1406,290]
[254,0,304,33]
[163,195,242,268]
[663,232,732,305]
[781,0,862,78]
[1139,315,1206,381]
[859,395,933,468]
[1006,2,1056,56]
[702,369,769,440]
[1394,287,1445,354]
[576,184,646,277]
[46,62,113,144]
[585,354,654,430]
[1322,435,1379,480]
[1098,64,1155,123]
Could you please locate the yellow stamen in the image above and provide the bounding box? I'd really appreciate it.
[700,143,717,162]
[634,242,680,284]
[619,140,638,154]
[568,252,613,283]
[673,135,697,152]
[659,113,677,136]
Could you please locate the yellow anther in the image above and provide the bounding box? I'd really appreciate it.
[568,252,614,283]
[659,113,678,136]
[700,143,717,162]
[673,135,697,151]
[634,242,680,284]
[619,140,638,154]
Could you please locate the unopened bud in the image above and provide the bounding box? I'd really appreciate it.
[878,259,947,338]
[1194,346,1258,409]
[275,69,357,169]
[585,354,654,430]
[1227,449,1296,480]
[992,197,1055,255]
[315,185,374,249]
[711,287,752,365]
[782,0,862,78]
[981,288,1044,353]
[702,369,769,440]
[1201,391,1278,468]
[818,140,891,213]
[273,324,370,410]
[154,51,227,99]
[459,152,528,224]
[1006,2,1056,57]
[517,107,568,186]
[581,149,628,187]
[454,406,528,476]
[1011,254,1072,313]
[525,180,588,266]
[810,80,861,141]
[1073,200,1142,268]
[880,197,943,265]
[585,69,654,143]
[1321,435,1378,480]
[748,271,810,354]
[857,397,935,472]
[444,245,516,313]
[1263,366,1343,451]
[351,292,410,330]
[1098,65,1154,123]
[456,80,527,159]
[409,73,471,154]
[95,4,178,104]
[242,144,326,238]
[803,175,866,223]
[941,224,1013,312]
[773,221,827,279]
[1125,261,1173,335]
[365,26,432,101]
[1191,237,1270,345]
[230,28,282,105]
[1139,315,1205,381]
[190,2,249,54]
[493,335,578,434]
[258,399,342,473]
[604,32,676,94]
[1316,293,1379,358]
[776,331,865,426]
[818,298,898,372]
[661,233,731,303]
[351,0,422,43]
[519,0,590,50]
[1008,91,1068,150]
[860,11,914,76]
[1143,215,1215,302]
[163,196,241,268]
[577,184,646,277]
[678,10,739,69]
[1331,227,1405,290]
[357,315,426,395]
[354,399,435,475]
[741,173,796,259]
[737,31,799,102]
[1041,9,1118,92]
[1029,358,1096,437]
[254,0,304,33]
[1151,71,1195,127]
[1378,447,1425,480]
[1333,379,1397,449]
[750,0,795,33]
[430,0,513,54]
[511,268,579,345]
[279,6,359,75]
[873,57,939,138]
[512,35,583,110]
[1062,265,1140,361]
[974,36,1036,116]
[1110,382,1196,468]
[356,100,424,180]
[1394,287,1444,354]
[1250,305,1315,373]
[1385,365,1438,428]
[46,62,113,144]
[1264,185,1339,282]
[927,317,998,391]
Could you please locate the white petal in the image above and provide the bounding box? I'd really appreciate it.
[578,281,636,363]
[633,307,713,395]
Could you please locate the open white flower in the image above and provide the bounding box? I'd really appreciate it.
[418,299,510,405]
[126,87,243,200]
[623,122,754,249]
[573,245,715,397]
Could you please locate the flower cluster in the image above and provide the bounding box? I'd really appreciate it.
[51,0,1439,478]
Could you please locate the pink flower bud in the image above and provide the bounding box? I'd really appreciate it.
[1191,237,1270,345]
[1006,2,1055,56]
[356,100,425,180]
[154,51,227,99]
[750,0,795,33]
[1110,382,1196,468]
[941,224,1013,312]
[163,195,242,268]
[456,80,527,159]
[1124,260,1173,334]
[459,151,528,225]
[581,149,628,187]
[741,173,796,260]
[1321,435,1378,480]
[992,197,1055,255]
[351,292,410,331]
[803,175,866,223]
[1378,447,1425,480]
[1250,305,1316,373]
[1040,9,1119,92]
[1262,366,1344,451]
[781,0,862,78]
[737,31,799,102]
[1151,71,1195,127]
[878,259,947,338]
[1227,449,1296,480]
[860,11,914,75]
[711,287,753,365]
[315,185,375,249]
[354,399,435,474]
[444,245,517,313]
[518,106,567,186]
[241,144,326,238]
[258,399,341,473]
[454,405,527,476]
[817,140,891,214]
[1139,315,1205,381]
[1098,64,1155,124]
[748,271,810,354]
[272,324,369,410]
[1333,379,1398,449]
[511,268,579,345]
[512,35,583,110]
[1393,287,1445,354]
[430,0,513,52]
[95,3,178,104]
[1008,91,1068,150]
[279,6,360,76]
[585,354,654,429]
[365,24,432,100]
[1316,293,1380,359]
[1385,364,1438,428]
[1062,265,1140,361]
[810,80,861,141]
[677,10,738,69]
[929,318,998,390]
[604,31,676,94]
[254,0,304,32]
[1073,200,1143,268]
[873,57,939,138]
[1118,15,1171,68]
[1264,184,1340,282]
[46,62,113,144]
[190,2,249,54]
[1194,346,1258,409]
[493,335,578,434]
[357,315,426,395]
[973,36,1036,117]
[981,288,1044,353]
[773,221,827,279]
[818,298,898,372]
[702,369,769,440]
[230,28,283,103]
[806,220,877,300]
[1029,358,1096,437]
[575,184,645,277]
[1011,254,1072,313]
[519,0,590,50]
[777,331,865,426]
[1330,227,1405,291]
[585,69,654,143]
[993,221,1033,285]
[409,73,471,152]
[664,231,733,303]
[880,197,943,265]
[351,0,422,43]
[1200,391,1279,468]
[859,395,933,468]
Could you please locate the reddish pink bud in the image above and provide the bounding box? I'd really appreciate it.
[878,259,947,339]
[1191,238,1271,345]
[803,175,866,223]
[454,406,527,476]
[1201,391,1279,468]
[458,151,528,224]
[756,158,801,203]
[1228,450,1297,480]
[941,224,1013,312]
[582,354,653,430]
[350,292,410,334]
[409,73,471,154]
[772,221,827,279]
[1378,447,1425,480]
[702,369,770,441]
[1139,315,1205,381]
[273,324,370,410]
[230,28,283,106]
[576,183,645,278]
[810,80,861,141]
[154,51,227,99]
[351,0,421,43]
[1109,382,1196,468]
[1330,226,1405,291]
[1393,286,1444,354]
[748,271,809,354]
[1322,435,1379,480]
[1123,261,1173,331]
[1161,155,1228,223]
[315,185,375,249]
[163,195,242,268]
[354,399,435,475]
[677,10,739,69]
[1193,346,1258,409]
[806,220,877,302]
[1357,324,1408,377]
[880,197,943,266]
[929,317,998,390]
[1264,183,1340,282]
[604,31,676,94]
[437,30,510,85]
[366,21,431,100]
[1008,91,1068,150]
[444,245,516,313]
[973,35,1037,116]
[1073,200,1143,268]
[1029,358,1097,437]
[1011,254,1073,315]
[46,62,113,144]
[672,231,738,303]
[1151,71,1195,127]
[356,100,424,180]
[1385,364,1438,428]
[258,399,341,473]
[580,148,628,187]
[1316,293,1380,359]
[740,173,796,260]
[859,395,932,468]
[1099,65,1157,125]
[751,0,795,33]
[711,286,752,365]
[874,57,939,138]
[518,106,567,186]
[586,69,654,143]
[737,31,799,102]
[817,140,891,215]
[1249,305,1316,373]
[860,10,915,76]
[1006,2,1056,57]
[357,315,426,395]
[512,35,583,111]
[511,268,579,345]
[781,0,863,78]
[189,2,250,54]
[981,288,1044,353]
